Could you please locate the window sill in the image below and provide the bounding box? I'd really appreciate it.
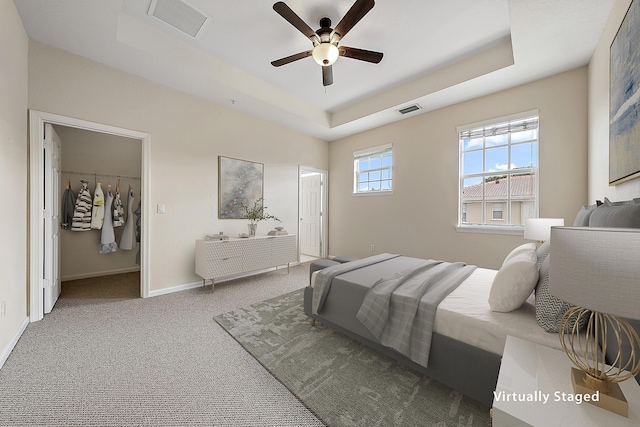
[353,190,394,197]
[455,225,524,236]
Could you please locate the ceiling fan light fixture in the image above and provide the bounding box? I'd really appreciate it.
[312,43,339,66]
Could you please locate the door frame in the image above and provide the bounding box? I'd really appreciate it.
[28,110,151,322]
[298,166,328,259]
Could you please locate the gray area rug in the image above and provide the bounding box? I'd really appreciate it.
[215,289,491,427]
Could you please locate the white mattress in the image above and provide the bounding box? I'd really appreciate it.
[434,267,564,355]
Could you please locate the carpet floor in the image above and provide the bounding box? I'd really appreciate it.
[0,266,323,426]
[215,289,492,427]
[2,263,492,426]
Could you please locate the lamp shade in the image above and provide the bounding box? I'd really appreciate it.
[524,218,564,241]
[549,226,640,320]
[312,43,339,66]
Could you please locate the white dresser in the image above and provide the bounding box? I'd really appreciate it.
[195,234,297,291]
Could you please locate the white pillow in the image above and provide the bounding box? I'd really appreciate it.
[489,248,539,312]
[501,243,537,268]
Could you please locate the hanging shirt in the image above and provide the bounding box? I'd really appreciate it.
[71,180,92,231]
[120,187,136,250]
[90,182,105,230]
[112,189,125,228]
[61,186,76,230]
[99,189,118,254]
[134,199,142,265]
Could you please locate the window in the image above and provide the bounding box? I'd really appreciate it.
[458,112,538,230]
[492,203,504,220]
[354,143,392,194]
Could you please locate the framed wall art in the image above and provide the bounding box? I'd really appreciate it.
[610,0,640,185]
[218,156,264,219]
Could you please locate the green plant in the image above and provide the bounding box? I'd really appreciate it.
[239,198,280,225]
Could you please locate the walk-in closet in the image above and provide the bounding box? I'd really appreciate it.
[55,125,142,287]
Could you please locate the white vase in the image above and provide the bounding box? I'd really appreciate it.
[248,223,257,237]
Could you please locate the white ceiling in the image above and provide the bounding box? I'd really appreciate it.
[14,0,614,141]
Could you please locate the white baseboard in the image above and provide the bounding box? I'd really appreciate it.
[0,317,29,370]
[148,280,208,297]
[62,267,141,282]
[148,263,300,298]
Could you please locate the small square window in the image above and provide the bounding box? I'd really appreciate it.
[354,144,393,194]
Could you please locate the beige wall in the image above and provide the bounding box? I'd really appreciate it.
[589,0,640,201]
[0,0,29,363]
[28,42,329,293]
[56,126,141,280]
[328,68,589,269]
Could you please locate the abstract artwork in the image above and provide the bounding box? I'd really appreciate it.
[610,0,640,185]
[218,156,263,219]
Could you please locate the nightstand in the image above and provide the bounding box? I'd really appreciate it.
[493,335,640,426]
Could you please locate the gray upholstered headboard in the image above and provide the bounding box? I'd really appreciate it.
[572,197,640,228]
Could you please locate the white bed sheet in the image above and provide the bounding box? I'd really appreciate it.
[434,267,563,355]
[311,264,564,356]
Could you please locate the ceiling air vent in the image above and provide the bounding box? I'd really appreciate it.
[398,104,421,115]
[148,0,209,38]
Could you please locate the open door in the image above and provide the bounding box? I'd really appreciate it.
[43,123,62,313]
[30,110,151,322]
[299,168,326,258]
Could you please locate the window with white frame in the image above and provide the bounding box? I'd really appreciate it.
[353,143,393,194]
[458,112,539,229]
[492,203,504,220]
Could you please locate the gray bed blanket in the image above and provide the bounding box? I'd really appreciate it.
[311,253,400,315]
[356,260,477,368]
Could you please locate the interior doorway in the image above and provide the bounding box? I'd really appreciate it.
[29,110,151,322]
[298,166,328,262]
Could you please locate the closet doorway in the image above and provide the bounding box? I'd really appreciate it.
[298,166,328,262]
[29,110,150,322]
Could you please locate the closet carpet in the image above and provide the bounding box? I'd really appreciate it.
[0,266,324,427]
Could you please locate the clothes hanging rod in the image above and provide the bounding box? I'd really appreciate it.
[62,170,141,181]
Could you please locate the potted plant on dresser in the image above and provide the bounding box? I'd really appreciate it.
[240,198,280,237]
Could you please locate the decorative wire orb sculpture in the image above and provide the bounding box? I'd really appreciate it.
[559,307,640,391]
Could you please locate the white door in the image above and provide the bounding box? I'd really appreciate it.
[43,123,62,313]
[300,173,322,257]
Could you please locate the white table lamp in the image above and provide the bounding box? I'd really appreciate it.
[524,218,565,242]
[549,226,640,417]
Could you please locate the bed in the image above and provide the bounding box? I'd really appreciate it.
[303,199,640,407]
[304,254,542,407]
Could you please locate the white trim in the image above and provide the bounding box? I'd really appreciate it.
[353,190,394,197]
[29,110,151,322]
[149,280,207,297]
[353,142,392,158]
[455,225,524,236]
[0,317,29,370]
[148,264,301,297]
[456,109,539,133]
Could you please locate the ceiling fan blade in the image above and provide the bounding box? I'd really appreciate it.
[332,0,375,42]
[322,65,333,86]
[273,2,319,43]
[271,50,313,67]
[339,46,383,63]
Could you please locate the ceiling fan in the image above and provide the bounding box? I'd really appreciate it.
[271,0,383,86]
